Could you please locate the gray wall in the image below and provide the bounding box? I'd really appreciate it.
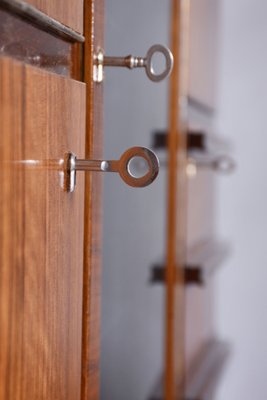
[215,0,267,398]
[101,1,170,399]
[186,0,267,397]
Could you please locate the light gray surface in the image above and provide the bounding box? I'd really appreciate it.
[100,1,170,399]
[188,0,267,397]
[186,0,220,379]
[189,0,221,109]
[215,0,267,398]
[190,0,267,400]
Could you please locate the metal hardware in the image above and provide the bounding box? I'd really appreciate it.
[93,44,174,83]
[152,129,207,150]
[147,153,235,177]
[14,147,159,191]
[187,154,236,178]
[64,147,159,192]
[150,241,231,286]
[152,129,233,152]
[151,129,236,177]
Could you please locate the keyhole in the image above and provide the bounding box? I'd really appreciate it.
[127,156,149,178]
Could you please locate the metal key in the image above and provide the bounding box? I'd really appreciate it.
[64,147,160,192]
[187,154,236,178]
[13,147,159,191]
[94,45,174,83]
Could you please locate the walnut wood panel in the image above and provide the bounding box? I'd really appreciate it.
[81,0,104,399]
[165,0,190,399]
[0,8,73,76]
[0,57,86,400]
[24,0,83,34]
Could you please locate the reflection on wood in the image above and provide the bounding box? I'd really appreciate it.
[152,129,206,150]
[0,9,73,76]
[187,96,215,117]
[185,340,230,400]
[150,240,231,286]
[0,57,86,400]
[185,240,231,285]
[0,0,84,42]
[148,341,230,400]
[152,129,231,153]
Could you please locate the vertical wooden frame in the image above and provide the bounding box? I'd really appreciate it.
[81,1,104,399]
[165,0,190,399]
[0,57,86,400]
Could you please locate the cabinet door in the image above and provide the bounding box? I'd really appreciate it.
[16,0,83,34]
[0,1,104,399]
[0,57,85,400]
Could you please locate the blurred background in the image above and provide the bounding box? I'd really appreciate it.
[216,0,267,398]
[101,0,267,399]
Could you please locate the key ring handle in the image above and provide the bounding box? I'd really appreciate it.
[145,45,174,82]
[118,147,159,187]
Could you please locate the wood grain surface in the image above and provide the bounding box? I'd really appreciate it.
[81,1,104,399]
[24,0,84,34]
[0,8,73,77]
[0,57,86,400]
[165,0,190,399]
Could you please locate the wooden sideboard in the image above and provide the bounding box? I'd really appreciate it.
[0,1,231,399]
[0,0,103,398]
